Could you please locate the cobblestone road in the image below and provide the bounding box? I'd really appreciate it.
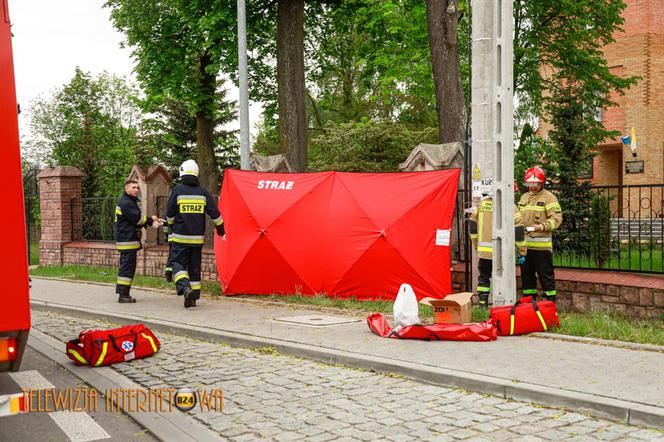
[33,311,664,441]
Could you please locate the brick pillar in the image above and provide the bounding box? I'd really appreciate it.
[37,166,84,265]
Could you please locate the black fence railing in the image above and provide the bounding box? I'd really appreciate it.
[453,183,664,275]
[76,197,117,242]
[549,184,664,274]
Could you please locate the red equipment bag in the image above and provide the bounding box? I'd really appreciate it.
[367,313,498,342]
[66,324,160,367]
[490,296,559,336]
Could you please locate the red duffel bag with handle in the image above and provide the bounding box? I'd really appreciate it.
[490,296,559,336]
[66,324,160,367]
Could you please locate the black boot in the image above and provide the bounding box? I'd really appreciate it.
[165,270,173,283]
[478,293,489,309]
[183,287,194,308]
[546,295,557,304]
[118,294,136,303]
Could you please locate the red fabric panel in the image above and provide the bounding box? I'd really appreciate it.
[216,169,460,300]
[367,314,498,342]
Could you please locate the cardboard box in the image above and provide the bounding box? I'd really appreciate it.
[420,292,473,324]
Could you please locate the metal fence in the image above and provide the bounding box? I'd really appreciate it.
[23,169,40,265]
[452,183,664,275]
[549,184,664,274]
[75,197,118,242]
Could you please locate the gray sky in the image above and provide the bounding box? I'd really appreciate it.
[10,0,134,133]
[9,0,260,141]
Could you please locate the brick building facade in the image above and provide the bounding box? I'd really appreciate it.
[596,0,664,186]
[540,0,664,216]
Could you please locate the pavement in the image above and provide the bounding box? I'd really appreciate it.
[29,277,664,430]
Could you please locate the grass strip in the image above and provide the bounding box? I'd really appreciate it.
[30,265,221,295]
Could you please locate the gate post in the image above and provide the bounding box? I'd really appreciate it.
[37,166,84,265]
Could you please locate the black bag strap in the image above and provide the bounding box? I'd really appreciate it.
[108,329,139,353]
[508,298,548,336]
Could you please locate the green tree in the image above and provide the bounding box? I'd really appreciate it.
[309,120,438,172]
[304,0,438,128]
[105,0,238,192]
[27,68,141,196]
[138,91,240,178]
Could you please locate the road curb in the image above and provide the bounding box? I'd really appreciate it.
[27,328,224,442]
[30,299,664,430]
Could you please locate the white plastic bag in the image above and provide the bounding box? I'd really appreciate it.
[393,283,420,327]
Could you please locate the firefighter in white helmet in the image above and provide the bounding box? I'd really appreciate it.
[166,160,225,308]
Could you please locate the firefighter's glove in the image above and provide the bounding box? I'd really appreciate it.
[215,223,226,237]
[517,255,526,265]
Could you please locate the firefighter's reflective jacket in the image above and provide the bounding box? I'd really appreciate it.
[517,189,563,252]
[115,193,153,250]
[468,198,527,260]
[166,183,223,247]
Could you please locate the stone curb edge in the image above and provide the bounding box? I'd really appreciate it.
[30,300,664,430]
[31,276,664,353]
[27,328,224,442]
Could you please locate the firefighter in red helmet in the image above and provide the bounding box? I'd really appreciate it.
[517,166,563,303]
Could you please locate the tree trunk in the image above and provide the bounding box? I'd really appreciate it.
[426,0,465,144]
[195,52,219,194]
[277,0,308,172]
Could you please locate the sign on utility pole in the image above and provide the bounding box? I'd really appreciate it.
[471,0,516,305]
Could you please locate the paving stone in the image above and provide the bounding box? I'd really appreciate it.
[537,428,569,440]
[447,428,479,440]
[591,430,626,441]
[491,417,522,428]
[629,429,664,440]
[511,437,546,442]
[470,422,501,433]
[273,431,304,441]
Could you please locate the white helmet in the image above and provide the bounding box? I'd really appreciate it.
[179,159,199,177]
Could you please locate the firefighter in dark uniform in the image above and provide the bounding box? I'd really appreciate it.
[166,160,225,308]
[518,166,563,303]
[115,179,158,303]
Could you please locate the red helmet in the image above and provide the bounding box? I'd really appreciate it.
[524,166,545,185]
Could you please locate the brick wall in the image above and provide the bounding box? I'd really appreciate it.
[61,243,219,282]
[452,265,664,319]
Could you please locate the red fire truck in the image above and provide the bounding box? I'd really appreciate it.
[0,0,31,372]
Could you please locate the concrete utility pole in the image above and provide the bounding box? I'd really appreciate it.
[471,0,516,305]
[237,0,251,170]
